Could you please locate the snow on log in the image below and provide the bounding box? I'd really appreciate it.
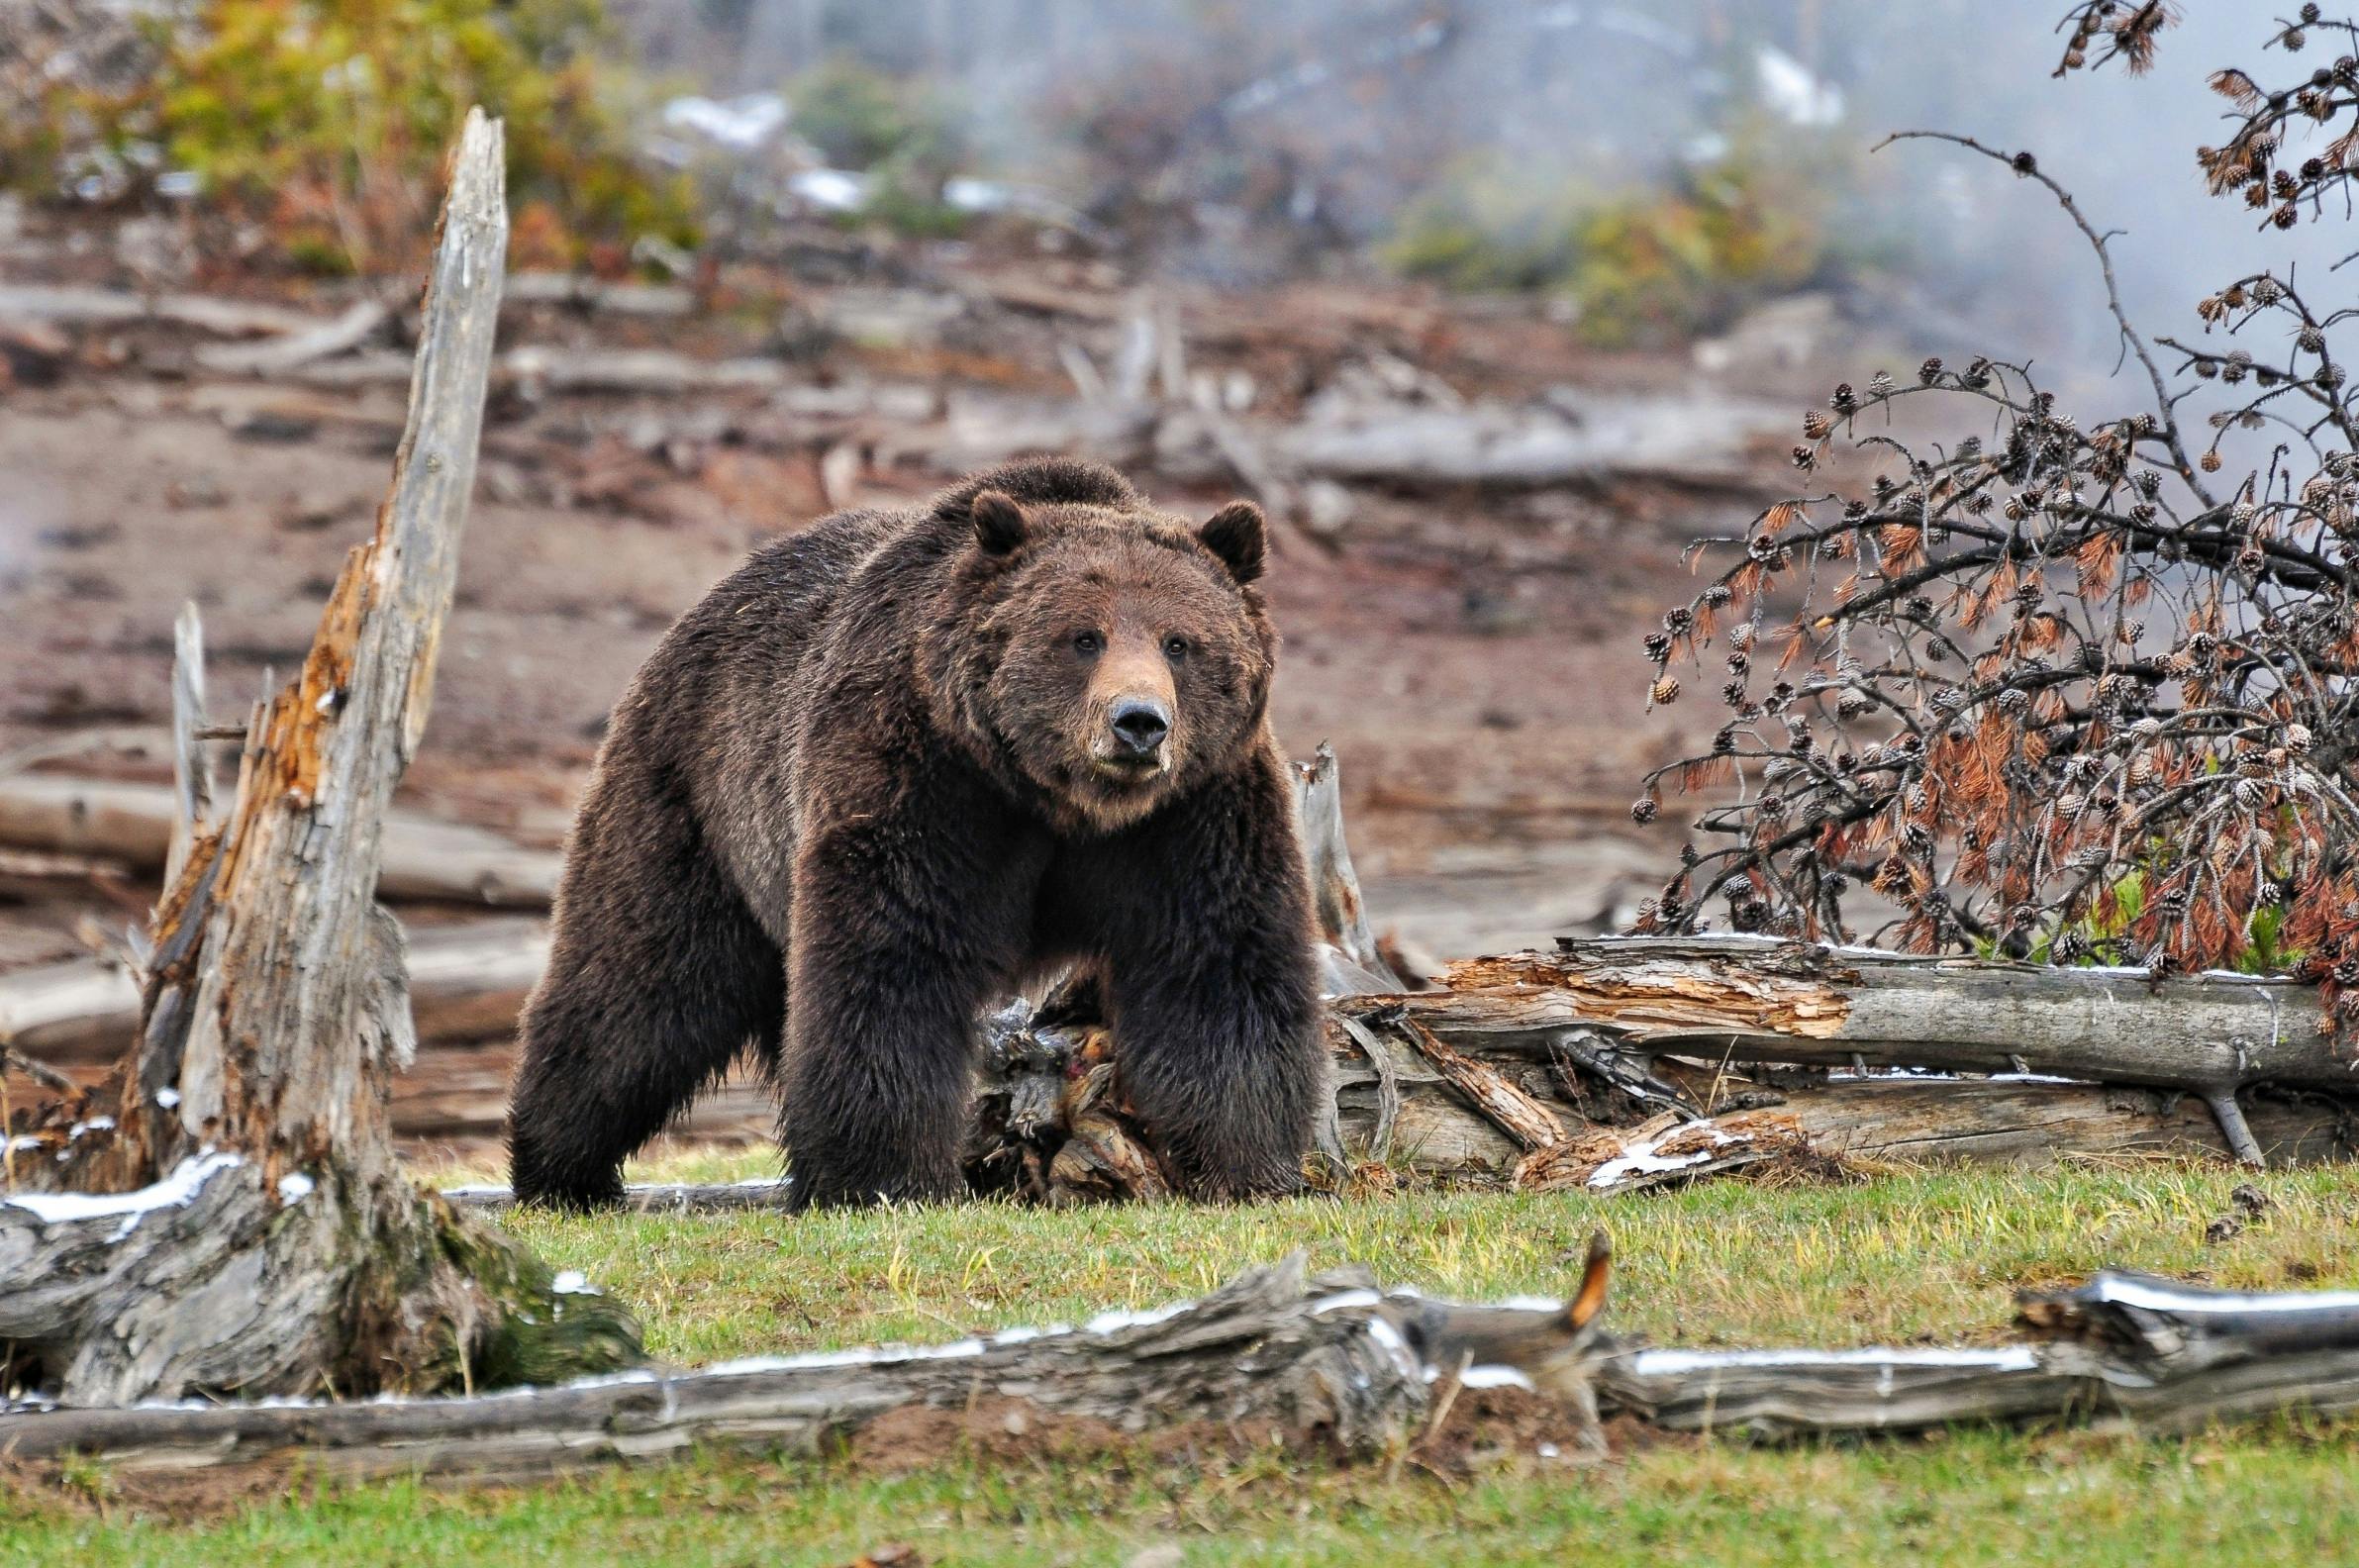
[9,1250,2359,1481]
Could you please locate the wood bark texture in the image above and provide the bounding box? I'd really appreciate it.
[1,112,639,1408]
[9,1255,2359,1481]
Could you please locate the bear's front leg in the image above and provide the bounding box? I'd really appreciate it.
[1098,756,1326,1200]
[780,789,1039,1210]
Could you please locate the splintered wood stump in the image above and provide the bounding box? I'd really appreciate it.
[0,112,638,1408]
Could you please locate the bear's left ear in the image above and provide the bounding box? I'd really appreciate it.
[1197,500,1266,584]
[969,489,1030,555]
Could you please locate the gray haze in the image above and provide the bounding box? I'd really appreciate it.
[633,1,2352,395]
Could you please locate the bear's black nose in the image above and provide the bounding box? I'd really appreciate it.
[1110,698,1170,756]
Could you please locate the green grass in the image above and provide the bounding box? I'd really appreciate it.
[9,1154,2359,1565]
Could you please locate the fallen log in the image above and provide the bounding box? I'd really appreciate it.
[0,918,548,1065]
[0,1255,1454,1483]
[1605,1269,2359,1438]
[1270,387,1788,489]
[0,775,558,906]
[9,1248,2359,1483]
[1,111,639,1409]
[1389,936,2351,1164]
[278,345,794,397]
[503,274,695,317]
[191,299,390,376]
[0,285,323,337]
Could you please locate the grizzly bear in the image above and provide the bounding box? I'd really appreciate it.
[506,457,1325,1210]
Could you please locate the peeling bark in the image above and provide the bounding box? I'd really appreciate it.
[9,1255,2359,1481]
[1,112,639,1408]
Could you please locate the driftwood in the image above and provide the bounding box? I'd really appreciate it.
[1,112,639,1409]
[1607,1270,2359,1438]
[8,1245,2359,1483]
[0,775,557,906]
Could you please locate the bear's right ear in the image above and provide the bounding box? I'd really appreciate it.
[1197,500,1266,584]
[969,489,1030,555]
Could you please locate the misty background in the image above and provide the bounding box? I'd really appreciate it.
[623,0,2336,403]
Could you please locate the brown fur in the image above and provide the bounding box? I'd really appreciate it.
[507,458,1324,1210]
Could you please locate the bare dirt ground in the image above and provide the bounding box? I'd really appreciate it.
[0,216,1847,1149]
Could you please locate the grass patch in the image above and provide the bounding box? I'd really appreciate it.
[8,1154,2359,1562]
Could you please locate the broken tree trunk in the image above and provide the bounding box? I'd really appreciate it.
[0,111,639,1409]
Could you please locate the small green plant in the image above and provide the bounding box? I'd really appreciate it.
[1384,132,1854,346]
[7,0,697,273]
[787,57,958,173]
[783,58,971,240]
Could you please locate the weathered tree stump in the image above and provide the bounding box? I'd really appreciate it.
[0,111,639,1408]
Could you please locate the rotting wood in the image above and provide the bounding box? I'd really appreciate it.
[10,1251,2359,1481]
[1390,1013,1566,1151]
[1381,934,2351,1163]
[1,111,639,1409]
[1514,1111,1811,1196]
[162,603,213,891]
[1290,741,1403,995]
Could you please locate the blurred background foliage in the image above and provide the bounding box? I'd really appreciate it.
[4,0,697,272]
[1384,131,1879,348]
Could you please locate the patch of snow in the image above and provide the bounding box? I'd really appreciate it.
[155,1088,181,1109]
[1451,1364,1538,1392]
[2087,1275,2359,1316]
[701,1337,990,1376]
[1084,1300,1194,1335]
[990,1324,1071,1345]
[788,168,871,213]
[662,93,789,151]
[550,1269,598,1296]
[2,1150,243,1241]
[1537,1441,1561,1459]
[1362,1316,1420,1378]
[1755,45,1843,126]
[1309,1289,1383,1315]
[68,1116,116,1138]
[276,1172,316,1204]
[1587,1128,1734,1190]
[1628,1346,2040,1376]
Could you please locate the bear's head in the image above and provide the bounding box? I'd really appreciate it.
[927,479,1277,833]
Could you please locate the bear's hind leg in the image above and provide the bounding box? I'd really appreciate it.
[509,784,785,1209]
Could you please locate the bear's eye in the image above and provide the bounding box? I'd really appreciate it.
[1162,635,1190,660]
[1071,631,1104,656]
